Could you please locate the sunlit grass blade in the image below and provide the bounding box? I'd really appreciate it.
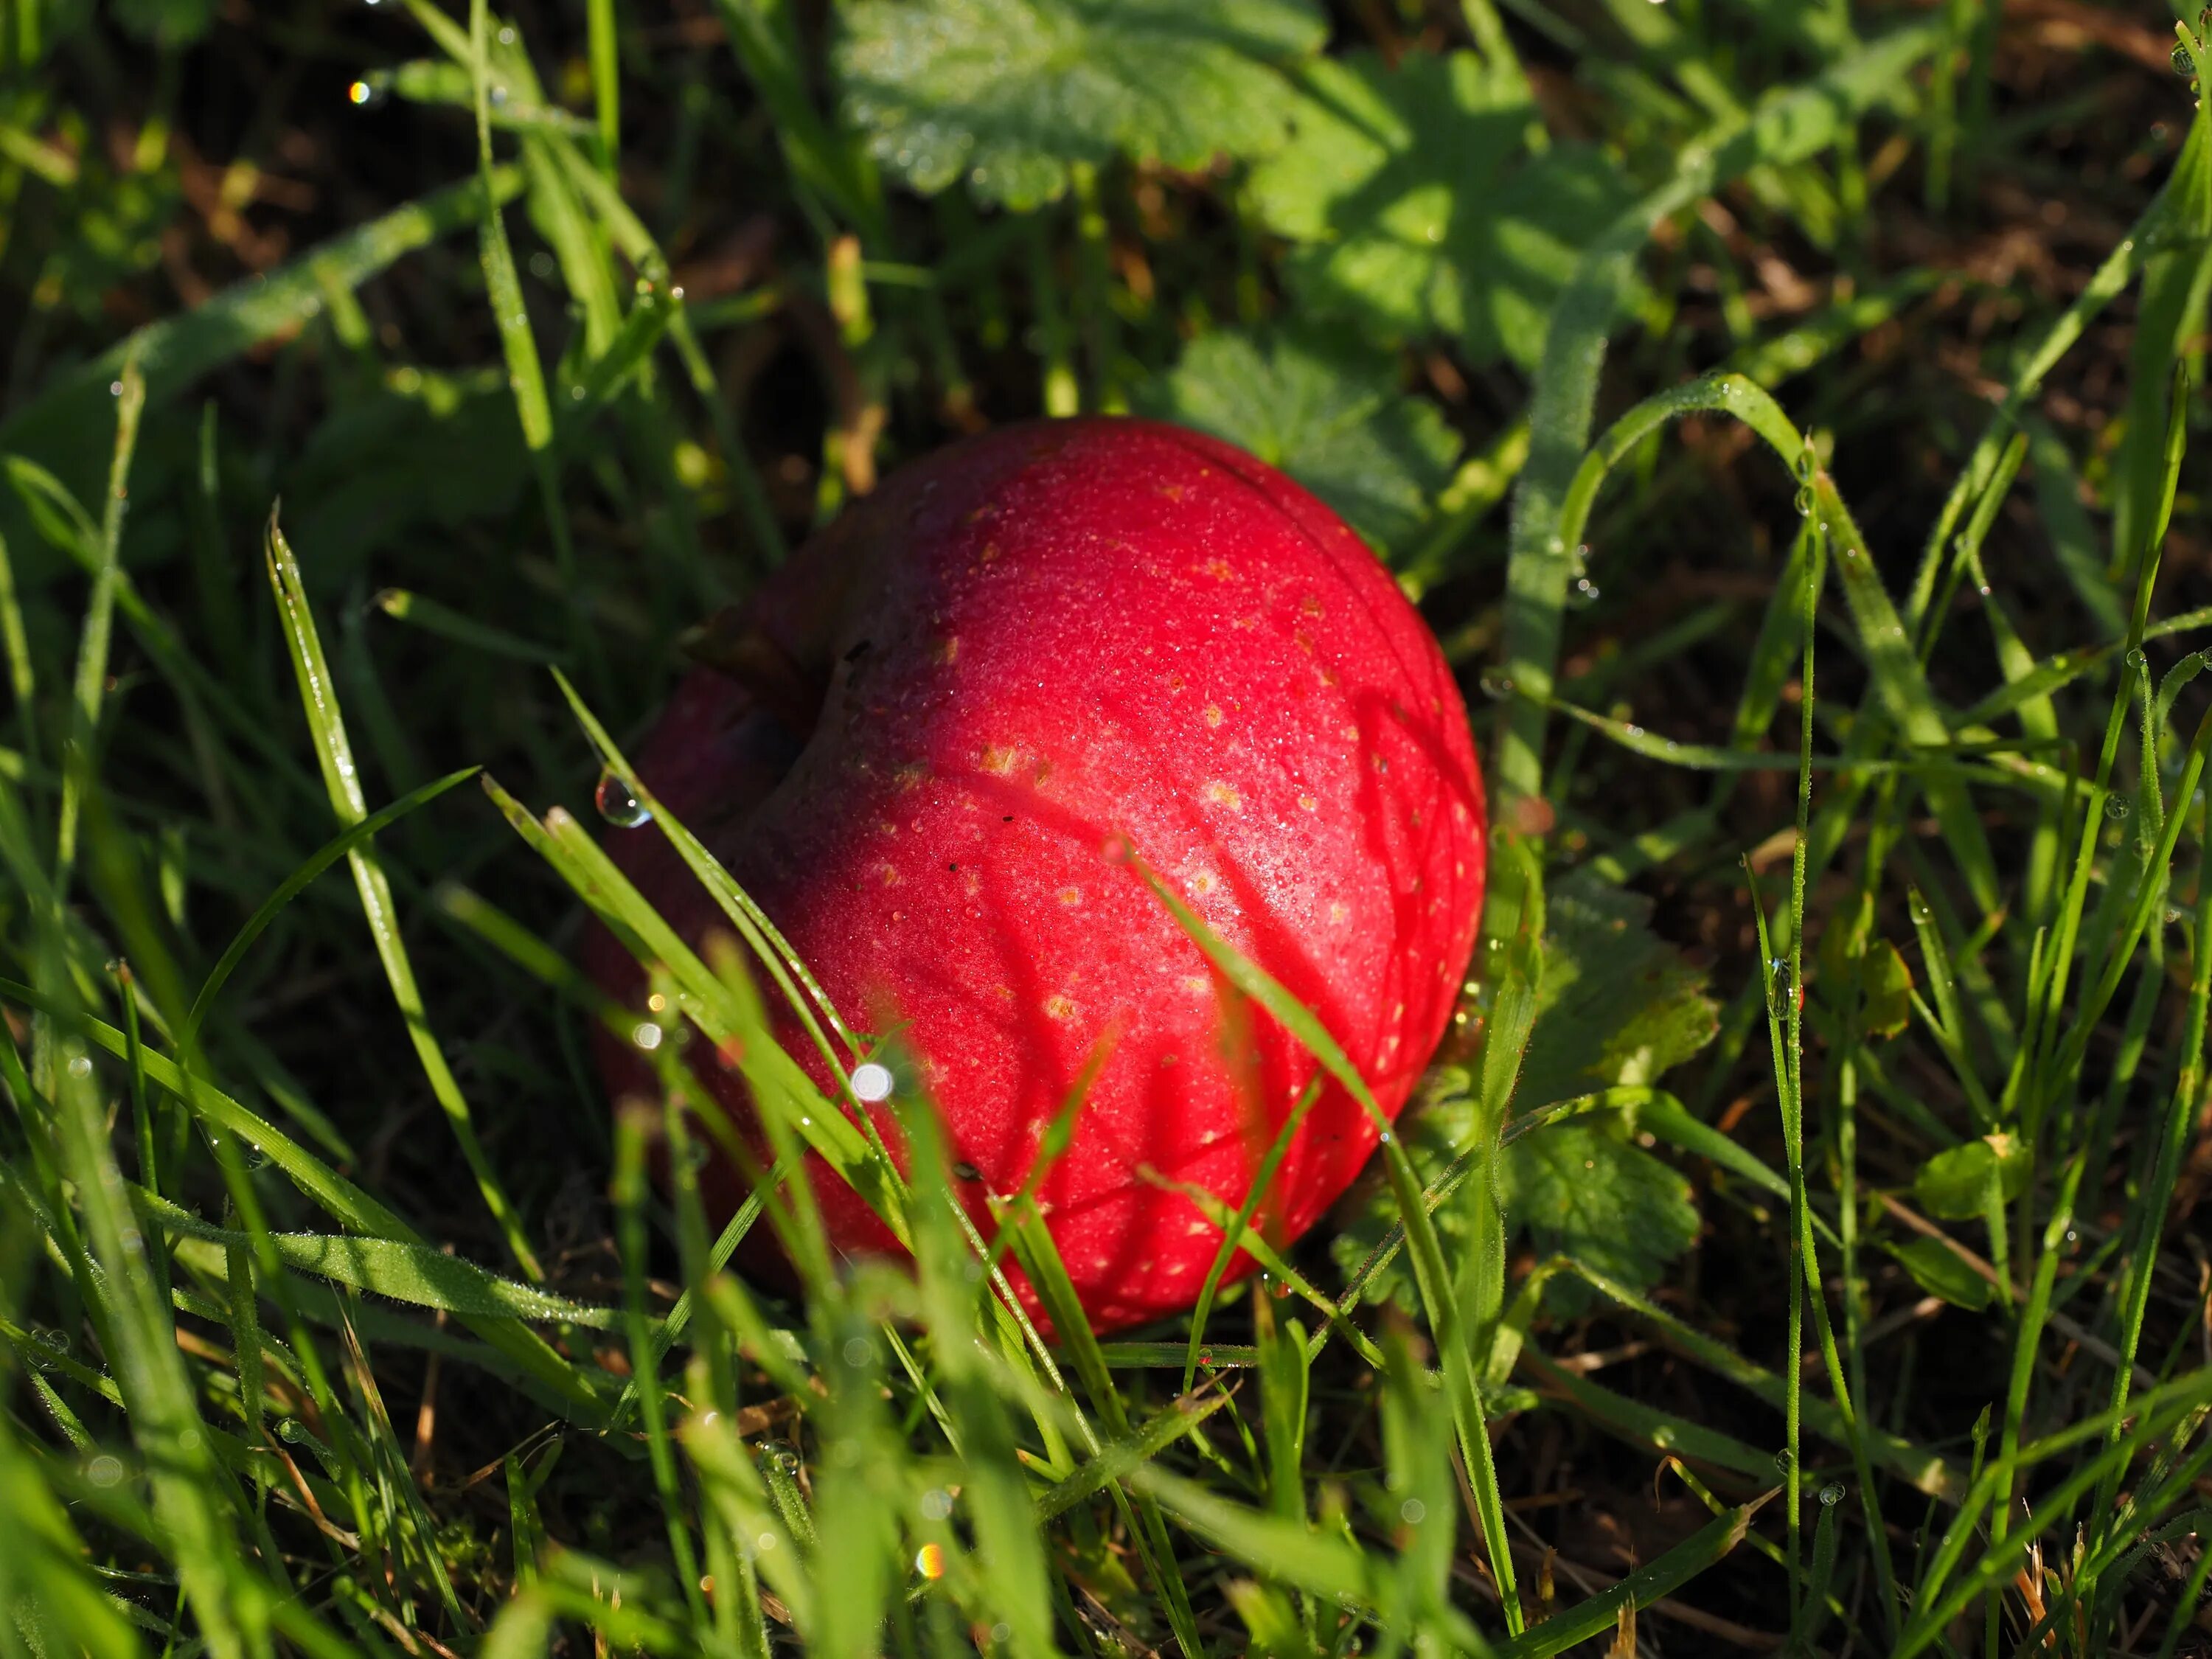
[263,512,540,1280]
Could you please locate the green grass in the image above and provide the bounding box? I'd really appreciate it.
[4,0,2212,1654]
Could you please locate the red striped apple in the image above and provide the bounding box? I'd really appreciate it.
[585,417,1485,1332]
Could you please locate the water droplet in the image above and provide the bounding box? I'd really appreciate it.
[2175,40,2196,73]
[1568,576,1601,608]
[849,1062,894,1102]
[279,1419,305,1442]
[66,1054,91,1079]
[632,1021,664,1051]
[914,1543,946,1580]
[1819,1482,1846,1506]
[2104,796,2132,821]
[919,1488,954,1520]
[595,771,652,828]
[1478,674,1514,701]
[489,83,510,106]
[108,380,124,397]
[496,23,516,42]
[2126,647,2149,670]
[86,1455,125,1486]
[347,79,376,106]
[1774,1448,1795,1474]
[1378,1131,1394,1145]
[1399,1498,1427,1524]
[842,1336,874,1367]
[1767,959,1796,1017]
[1793,483,1815,516]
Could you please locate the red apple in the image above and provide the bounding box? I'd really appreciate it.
[585,417,1485,1332]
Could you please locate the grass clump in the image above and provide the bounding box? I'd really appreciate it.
[3,0,2211,1654]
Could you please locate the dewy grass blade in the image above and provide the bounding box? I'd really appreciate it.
[1128,850,1523,1630]
[2092,736,2212,1511]
[264,512,543,1280]
[53,350,142,901]
[467,0,601,691]
[131,1187,625,1329]
[42,997,256,1659]
[0,171,524,457]
[1496,20,1942,806]
[1489,1501,1761,1659]
[1180,1075,1323,1393]
[373,588,563,663]
[0,525,35,773]
[549,669,861,1058]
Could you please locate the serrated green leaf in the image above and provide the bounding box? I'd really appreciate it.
[1336,874,1715,1309]
[1138,328,1461,554]
[1498,1121,1700,1301]
[837,0,1326,210]
[1249,50,1630,369]
[1914,1133,2030,1222]
[1515,872,1719,1109]
[1885,1237,1995,1312]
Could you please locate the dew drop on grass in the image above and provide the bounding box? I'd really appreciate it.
[1766,958,1796,1017]
[849,1061,894,1102]
[2126,647,2149,670]
[1478,674,1514,700]
[1819,1482,1846,1506]
[632,1021,664,1051]
[595,770,653,828]
[1568,576,1601,608]
[1399,1498,1426,1524]
[2104,795,2132,821]
[66,1054,91,1079]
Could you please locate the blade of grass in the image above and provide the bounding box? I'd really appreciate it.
[264,512,540,1280]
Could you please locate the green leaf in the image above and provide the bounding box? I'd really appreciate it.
[835,0,1327,210]
[1858,938,1914,1040]
[1138,328,1461,554]
[1914,1133,2031,1222]
[1248,50,1630,369]
[1885,1237,1995,1312]
[1497,1119,1700,1301]
[1514,872,1719,1109]
[1337,874,1716,1309]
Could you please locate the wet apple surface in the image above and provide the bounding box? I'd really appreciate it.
[586,417,1486,1332]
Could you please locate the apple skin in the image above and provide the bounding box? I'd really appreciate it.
[585,417,1486,1332]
